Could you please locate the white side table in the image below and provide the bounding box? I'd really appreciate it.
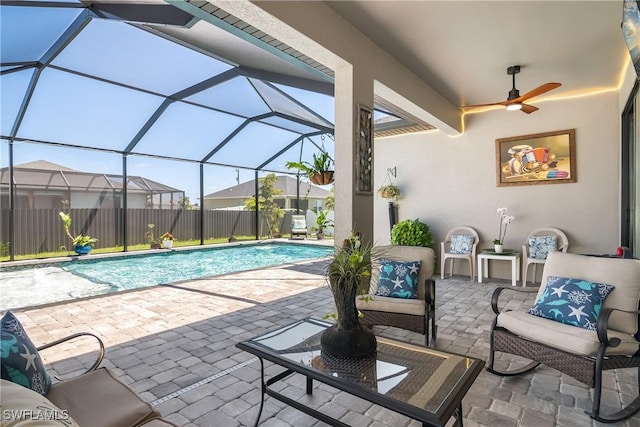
[477,251,521,287]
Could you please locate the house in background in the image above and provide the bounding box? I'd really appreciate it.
[203,175,332,211]
[0,160,184,210]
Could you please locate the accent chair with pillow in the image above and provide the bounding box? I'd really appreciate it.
[487,251,640,423]
[522,227,569,285]
[440,226,479,281]
[0,311,177,427]
[355,245,436,346]
[290,214,308,239]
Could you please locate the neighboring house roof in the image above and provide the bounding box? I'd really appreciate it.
[204,175,331,200]
[1,161,183,194]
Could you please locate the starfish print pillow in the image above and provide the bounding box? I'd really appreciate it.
[1,311,52,394]
[374,259,421,299]
[527,276,615,330]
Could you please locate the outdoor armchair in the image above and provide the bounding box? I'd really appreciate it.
[487,251,640,423]
[440,225,479,281]
[356,245,437,347]
[290,214,308,239]
[522,227,569,285]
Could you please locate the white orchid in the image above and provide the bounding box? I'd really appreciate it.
[495,208,515,244]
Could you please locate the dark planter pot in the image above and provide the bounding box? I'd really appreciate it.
[74,245,92,255]
[150,243,161,249]
[321,279,377,359]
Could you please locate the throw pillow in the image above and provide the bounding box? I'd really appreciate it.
[527,276,615,330]
[449,234,474,254]
[1,311,52,395]
[528,235,558,259]
[374,259,421,299]
[291,219,306,229]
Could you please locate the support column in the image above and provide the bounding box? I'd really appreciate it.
[334,64,374,246]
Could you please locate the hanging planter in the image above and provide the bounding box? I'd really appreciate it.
[286,152,334,186]
[310,171,335,185]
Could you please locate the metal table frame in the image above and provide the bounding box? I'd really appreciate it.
[236,318,484,427]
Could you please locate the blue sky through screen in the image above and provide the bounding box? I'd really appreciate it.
[0,4,335,206]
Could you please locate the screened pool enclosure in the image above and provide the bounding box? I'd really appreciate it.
[1,1,340,259]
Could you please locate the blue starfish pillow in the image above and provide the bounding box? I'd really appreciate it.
[374,259,421,299]
[1,311,52,395]
[527,276,615,330]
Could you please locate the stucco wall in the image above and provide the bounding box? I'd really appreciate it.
[374,92,621,279]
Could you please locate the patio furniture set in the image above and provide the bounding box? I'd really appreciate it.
[2,238,639,426]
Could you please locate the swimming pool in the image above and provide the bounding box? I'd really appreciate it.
[0,243,332,311]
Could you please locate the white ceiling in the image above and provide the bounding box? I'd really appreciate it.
[326,1,628,109]
[154,1,629,115]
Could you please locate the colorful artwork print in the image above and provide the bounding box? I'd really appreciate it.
[496,129,576,187]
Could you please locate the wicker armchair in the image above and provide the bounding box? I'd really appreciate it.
[487,251,640,423]
[355,245,437,346]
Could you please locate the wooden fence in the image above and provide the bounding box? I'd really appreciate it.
[1,208,298,256]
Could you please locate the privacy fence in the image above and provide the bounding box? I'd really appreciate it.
[1,208,299,257]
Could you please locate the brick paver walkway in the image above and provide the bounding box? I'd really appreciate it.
[11,259,640,427]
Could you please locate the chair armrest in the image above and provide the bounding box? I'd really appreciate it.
[37,332,105,376]
[490,286,539,315]
[596,307,640,348]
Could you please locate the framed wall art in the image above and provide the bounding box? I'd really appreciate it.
[495,129,576,187]
[356,103,373,194]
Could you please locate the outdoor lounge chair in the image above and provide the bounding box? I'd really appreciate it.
[355,245,437,347]
[290,214,308,239]
[487,251,640,423]
[1,312,176,427]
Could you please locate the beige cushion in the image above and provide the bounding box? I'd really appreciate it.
[356,294,425,316]
[497,310,639,357]
[46,368,160,427]
[1,379,80,427]
[538,252,640,334]
[356,245,435,316]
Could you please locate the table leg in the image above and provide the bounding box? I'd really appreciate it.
[511,258,517,287]
[306,376,313,395]
[255,358,266,427]
[477,257,483,283]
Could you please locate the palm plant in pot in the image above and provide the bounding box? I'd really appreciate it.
[285,151,334,185]
[321,232,377,358]
[59,211,97,255]
[313,210,334,240]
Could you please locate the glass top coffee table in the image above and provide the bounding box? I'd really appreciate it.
[236,318,484,427]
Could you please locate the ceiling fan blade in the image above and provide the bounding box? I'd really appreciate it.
[460,101,508,109]
[514,82,561,103]
[520,104,539,114]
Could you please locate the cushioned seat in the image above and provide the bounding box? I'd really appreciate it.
[356,245,436,346]
[487,251,640,423]
[522,227,568,285]
[440,226,479,281]
[290,214,308,239]
[47,368,165,427]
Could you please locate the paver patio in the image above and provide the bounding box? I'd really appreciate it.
[10,258,640,427]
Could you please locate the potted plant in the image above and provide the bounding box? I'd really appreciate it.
[493,207,515,253]
[59,211,98,255]
[321,232,377,358]
[161,232,174,249]
[378,184,401,201]
[313,210,334,240]
[145,224,161,249]
[285,151,334,185]
[390,219,433,247]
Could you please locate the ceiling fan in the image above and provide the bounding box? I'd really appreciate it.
[462,65,561,114]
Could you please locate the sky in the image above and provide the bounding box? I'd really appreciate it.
[0,3,338,205]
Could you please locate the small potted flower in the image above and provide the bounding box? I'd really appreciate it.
[161,232,174,249]
[494,207,515,253]
[146,224,161,249]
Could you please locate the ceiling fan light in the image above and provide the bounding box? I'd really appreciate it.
[506,102,522,111]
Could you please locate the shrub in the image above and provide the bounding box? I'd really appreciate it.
[390,219,433,247]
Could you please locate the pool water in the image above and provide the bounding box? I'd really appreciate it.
[0,243,332,311]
